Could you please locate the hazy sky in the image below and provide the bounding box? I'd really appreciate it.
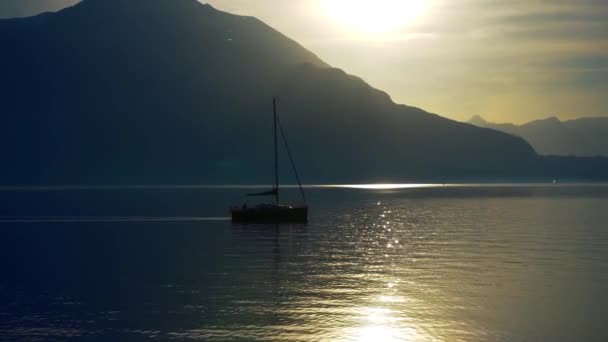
[2,0,607,123]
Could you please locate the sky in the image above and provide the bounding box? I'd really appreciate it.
[1,0,607,123]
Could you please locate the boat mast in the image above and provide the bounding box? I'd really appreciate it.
[273,97,279,205]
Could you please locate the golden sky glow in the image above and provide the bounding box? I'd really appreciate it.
[321,0,428,34]
[206,0,608,124]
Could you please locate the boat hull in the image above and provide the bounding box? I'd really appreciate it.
[231,205,308,224]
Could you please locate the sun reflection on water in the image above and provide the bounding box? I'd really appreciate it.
[342,305,428,342]
[355,325,400,342]
[331,184,439,190]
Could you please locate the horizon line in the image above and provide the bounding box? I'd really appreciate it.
[0,182,606,191]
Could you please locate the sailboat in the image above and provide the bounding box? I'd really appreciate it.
[230,98,308,223]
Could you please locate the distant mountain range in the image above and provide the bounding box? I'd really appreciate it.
[0,0,606,184]
[469,116,608,157]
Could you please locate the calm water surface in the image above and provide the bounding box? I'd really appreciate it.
[1,185,607,341]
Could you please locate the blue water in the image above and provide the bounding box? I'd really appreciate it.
[1,184,607,341]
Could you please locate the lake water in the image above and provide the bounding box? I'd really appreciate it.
[1,184,607,341]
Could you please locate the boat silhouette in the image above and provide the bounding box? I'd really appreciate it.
[231,98,308,223]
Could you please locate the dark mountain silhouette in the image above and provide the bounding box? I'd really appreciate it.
[470,115,608,157]
[0,0,77,19]
[1,0,606,184]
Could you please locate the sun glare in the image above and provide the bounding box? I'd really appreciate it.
[322,0,428,34]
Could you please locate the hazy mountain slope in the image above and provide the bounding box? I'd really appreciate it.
[0,0,603,184]
[470,115,608,157]
[0,0,78,19]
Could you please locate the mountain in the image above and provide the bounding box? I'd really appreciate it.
[469,115,608,157]
[0,0,605,184]
[0,0,78,19]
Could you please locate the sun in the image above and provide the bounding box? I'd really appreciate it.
[322,0,428,34]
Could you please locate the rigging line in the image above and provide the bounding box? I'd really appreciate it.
[273,97,279,205]
[276,114,307,204]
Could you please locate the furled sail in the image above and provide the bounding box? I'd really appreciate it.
[247,188,278,197]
